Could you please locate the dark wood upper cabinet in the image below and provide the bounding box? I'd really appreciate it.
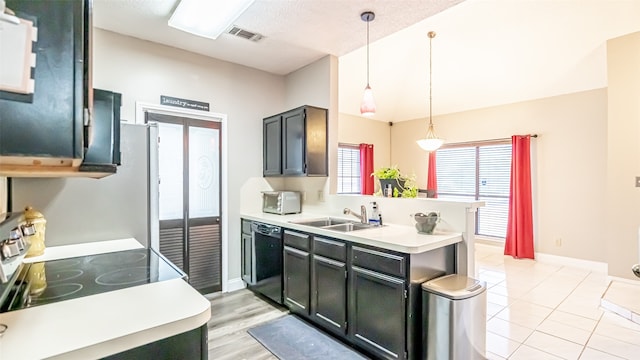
[0,0,117,178]
[263,115,282,176]
[0,0,89,163]
[263,105,327,177]
[282,108,305,175]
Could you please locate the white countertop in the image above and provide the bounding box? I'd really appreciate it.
[0,239,211,360]
[241,212,463,253]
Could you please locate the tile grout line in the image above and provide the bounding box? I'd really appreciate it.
[478,249,635,360]
[505,264,567,359]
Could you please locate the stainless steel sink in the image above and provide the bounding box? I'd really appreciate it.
[290,217,382,232]
[322,222,379,232]
[291,217,352,227]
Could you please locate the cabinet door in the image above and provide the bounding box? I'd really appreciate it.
[284,245,310,316]
[263,115,282,176]
[241,233,253,284]
[282,108,305,175]
[349,266,407,360]
[312,255,347,336]
[303,106,328,176]
[1,0,88,160]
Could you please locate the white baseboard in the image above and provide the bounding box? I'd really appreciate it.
[475,242,608,273]
[535,252,608,273]
[225,277,246,293]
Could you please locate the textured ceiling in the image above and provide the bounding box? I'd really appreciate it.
[93,0,640,122]
[93,0,463,75]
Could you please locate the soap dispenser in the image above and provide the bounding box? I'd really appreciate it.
[369,202,381,226]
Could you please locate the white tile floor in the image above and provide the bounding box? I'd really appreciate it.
[476,244,640,360]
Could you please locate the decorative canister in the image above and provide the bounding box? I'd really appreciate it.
[21,206,47,257]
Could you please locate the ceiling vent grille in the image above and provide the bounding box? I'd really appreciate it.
[227,26,264,42]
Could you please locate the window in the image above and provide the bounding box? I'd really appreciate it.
[436,142,512,239]
[337,144,361,194]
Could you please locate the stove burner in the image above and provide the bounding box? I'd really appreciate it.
[31,283,83,302]
[47,269,84,283]
[95,266,150,286]
[89,252,146,266]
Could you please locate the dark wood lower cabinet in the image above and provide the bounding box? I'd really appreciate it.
[283,246,310,315]
[279,227,455,360]
[349,266,407,360]
[102,324,207,360]
[311,254,347,336]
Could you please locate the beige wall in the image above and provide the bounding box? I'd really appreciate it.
[95,29,290,283]
[338,114,391,191]
[391,89,608,264]
[606,31,640,279]
[278,56,338,204]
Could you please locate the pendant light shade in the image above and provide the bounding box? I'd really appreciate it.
[417,31,444,152]
[360,84,376,116]
[416,124,444,151]
[360,11,376,117]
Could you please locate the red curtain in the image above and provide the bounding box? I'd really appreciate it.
[427,151,438,198]
[359,144,374,195]
[504,135,534,259]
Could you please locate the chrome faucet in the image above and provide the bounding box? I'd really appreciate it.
[343,206,368,224]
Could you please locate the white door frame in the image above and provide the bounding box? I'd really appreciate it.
[135,101,230,293]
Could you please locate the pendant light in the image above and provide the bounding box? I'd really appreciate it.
[417,31,444,152]
[360,11,376,116]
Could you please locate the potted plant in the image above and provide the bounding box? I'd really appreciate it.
[371,166,418,198]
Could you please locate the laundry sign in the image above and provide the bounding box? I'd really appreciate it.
[160,95,210,111]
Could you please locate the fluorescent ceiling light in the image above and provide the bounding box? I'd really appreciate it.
[168,0,255,40]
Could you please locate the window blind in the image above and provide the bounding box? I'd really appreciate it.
[337,145,361,194]
[437,143,512,239]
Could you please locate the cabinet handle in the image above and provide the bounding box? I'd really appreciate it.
[83,108,90,126]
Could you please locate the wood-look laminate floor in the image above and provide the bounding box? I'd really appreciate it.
[207,289,288,360]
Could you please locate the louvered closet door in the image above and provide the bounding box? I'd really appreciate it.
[149,113,222,294]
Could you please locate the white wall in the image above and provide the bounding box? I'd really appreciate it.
[606,31,640,279]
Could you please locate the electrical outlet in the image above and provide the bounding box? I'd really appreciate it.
[302,192,307,201]
[317,190,324,202]
[555,238,562,247]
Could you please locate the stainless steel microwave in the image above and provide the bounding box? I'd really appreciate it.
[262,191,301,215]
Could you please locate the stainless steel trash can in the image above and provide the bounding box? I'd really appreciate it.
[422,274,487,360]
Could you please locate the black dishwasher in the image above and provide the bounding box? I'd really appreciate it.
[243,222,283,304]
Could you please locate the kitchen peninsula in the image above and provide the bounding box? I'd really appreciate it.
[0,239,211,359]
[240,195,483,359]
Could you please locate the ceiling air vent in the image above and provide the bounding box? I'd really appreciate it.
[227,26,264,42]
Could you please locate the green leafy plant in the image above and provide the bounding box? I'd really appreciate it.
[371,166,401,180]
[371,166,419,198]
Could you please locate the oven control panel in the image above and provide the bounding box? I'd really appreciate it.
[0,213,33,283]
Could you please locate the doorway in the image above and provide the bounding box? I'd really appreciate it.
[146,112,222,294]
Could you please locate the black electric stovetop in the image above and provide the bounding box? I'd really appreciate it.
[0,248,186,312]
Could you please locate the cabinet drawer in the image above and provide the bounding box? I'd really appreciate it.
[241,219,252,234]
[284,230,310,251]
[314,237,346,262]
[351,246,406,278]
